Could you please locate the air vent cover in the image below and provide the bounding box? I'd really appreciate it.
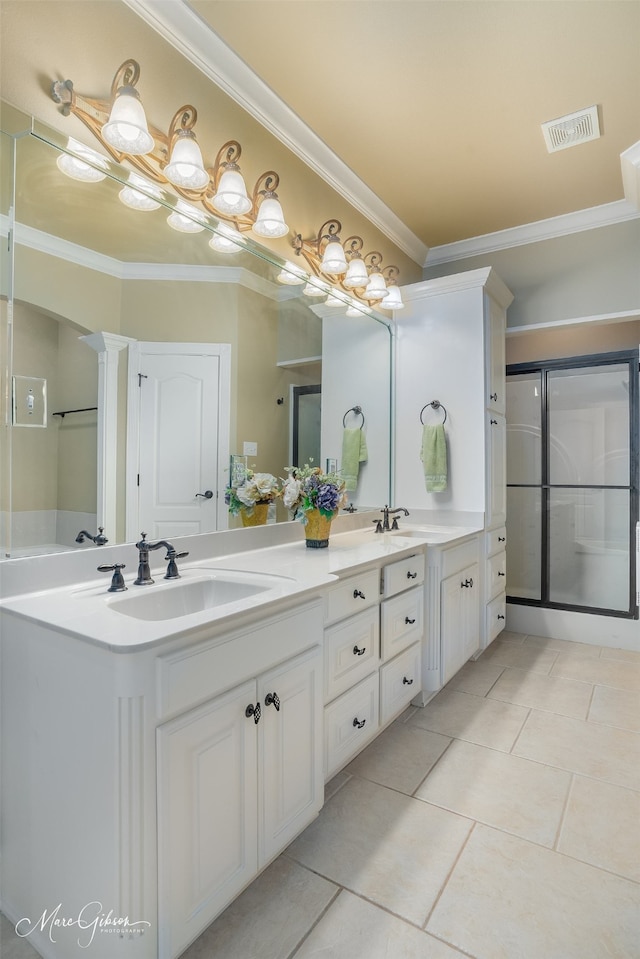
[541,106,600,153]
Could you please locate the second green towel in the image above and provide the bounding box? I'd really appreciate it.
[420,424,448,492]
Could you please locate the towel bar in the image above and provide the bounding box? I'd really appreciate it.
[420,401,447,424]
[343,405,365,428]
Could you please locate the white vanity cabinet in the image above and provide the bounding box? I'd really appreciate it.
[156,604,324,959]
[323,554,425,779]
[417,535,481,698]
[485,526,507,645]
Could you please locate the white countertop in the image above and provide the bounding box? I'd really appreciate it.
[0,525,480,652]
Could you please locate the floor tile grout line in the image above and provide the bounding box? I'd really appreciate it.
[421,821,477,933]
[286,883,342,959]
[508,704,533,755]
[552,771,576,852]
[409,736,457,798]
[585,680,598,723]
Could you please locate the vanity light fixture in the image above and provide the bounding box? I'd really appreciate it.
[208,222,246,253]
[51,60,288,236]
[293,219,399,307]
[164,107,209,190]
[276,261,307,285]
[56,138,108,182]
[118,171,164,211]
[101,60,154,155]
[167,200,207,234]
[380,266,404,310]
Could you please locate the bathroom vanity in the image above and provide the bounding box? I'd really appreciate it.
[0,521,481,959]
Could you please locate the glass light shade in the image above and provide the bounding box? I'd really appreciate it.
[102,88,154,155]
[277,261,306,285]
[363,272,389,301]
[326,291,348,307]
[303,280,327,298]
[343,256,369,289]
[211,168,252,215]
[252,196,288,238]
[320,239,348,275]
[209,223,246,254]
[346,299,372,317]
[167,200,207,233]
[119,172,163,211]
[381,285,404,310]
[164,132,209,190]
[56,139,108,182]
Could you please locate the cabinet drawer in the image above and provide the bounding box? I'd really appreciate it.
[157,601,324,720]
[325,569,380,625]
[382,553,425,598]
[441,538,479,578]
[380,643,421,726]
[324,673,379,780]
[380,586,423,661]
[487,551,507,601]
[324,607,380,703]
[486,592,506,645]
[486,526,507,557]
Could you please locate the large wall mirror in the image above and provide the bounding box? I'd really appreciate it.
[0,122,393,557]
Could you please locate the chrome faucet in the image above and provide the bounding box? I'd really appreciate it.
[374,505,410,533]
[76,527,108,546]
[134,533,189,585]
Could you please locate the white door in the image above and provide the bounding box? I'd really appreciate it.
[127,343,231,540]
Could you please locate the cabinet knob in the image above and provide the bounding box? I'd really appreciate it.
[245,702,261,724]
[461,578,473,588]
[490,418,498,425]
[265,692,280,711]
[406,571,418,580]
[352,717,366,729]
[498,536,506,542]
[490,392,498,402]
[498,571,506,577]
[497,614,505,621]
[402,676,414,686]
[353,589,366,600]
[405,616,416,625]
[353,645,366,656]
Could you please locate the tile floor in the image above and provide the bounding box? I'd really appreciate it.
[3,630,639,959]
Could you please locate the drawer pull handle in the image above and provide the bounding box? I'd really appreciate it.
[406,571,418,580]
[490,392,498,402]
[498,571,506,577]
[245,702,261,724]
[405,616,416,625]
[353,589,366,600]
[498,536,506,542]
[353,645,366,656]
[490,418,498,425]
[461,578,473,588]
[265,692,280,711]
[498,614,505,621]
[352,717,366,729]
[402,676,414,686]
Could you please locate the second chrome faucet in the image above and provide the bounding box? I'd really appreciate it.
[134,533,189,585]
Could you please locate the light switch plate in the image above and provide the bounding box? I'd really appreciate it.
[12,376,47,427]
[243,441,258,456]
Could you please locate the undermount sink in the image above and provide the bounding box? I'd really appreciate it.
[391,526,478,543]
[107,570,290,621]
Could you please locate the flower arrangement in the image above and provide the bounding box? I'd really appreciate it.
[282,463,348,524]
[225,470,280,517]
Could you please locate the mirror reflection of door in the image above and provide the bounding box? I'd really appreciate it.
[291,385,321,468]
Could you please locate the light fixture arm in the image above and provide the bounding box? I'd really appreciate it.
[365,251,384,274]
[344,235,365,260]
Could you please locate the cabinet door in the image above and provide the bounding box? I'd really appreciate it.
[157,680,258,959]
[486,412,506,528]
[441,563,480,685]
[258,646,323,865]
[486,296,506,415]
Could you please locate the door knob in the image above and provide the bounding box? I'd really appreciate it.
[196,490,214,499]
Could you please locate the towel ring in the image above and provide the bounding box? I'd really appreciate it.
[420,401,447,425]
[343,405,365,428]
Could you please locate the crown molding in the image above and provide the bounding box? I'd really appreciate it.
[122,0,429,267]
[425,200,640,267]
[401,266,512,309]
[1,216,280,299]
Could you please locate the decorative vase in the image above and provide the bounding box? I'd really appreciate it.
[303,509,336,548]
[240,503,269,527]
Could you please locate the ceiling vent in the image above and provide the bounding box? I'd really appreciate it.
[541,106,601,153]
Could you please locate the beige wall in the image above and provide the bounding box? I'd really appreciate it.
[506,320,640,365]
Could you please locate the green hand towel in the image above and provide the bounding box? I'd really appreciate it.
[421,424,447,492]
[342,428,368,491]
